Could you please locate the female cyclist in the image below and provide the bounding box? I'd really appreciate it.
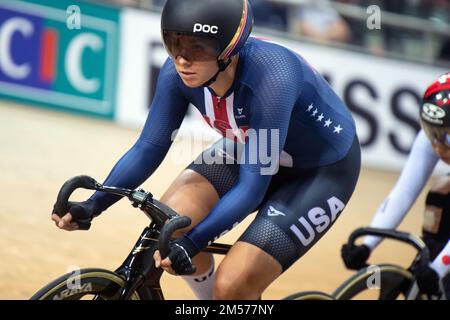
[52,0,361,300]
[342,73,450,298]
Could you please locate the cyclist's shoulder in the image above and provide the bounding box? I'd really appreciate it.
[240,38,304,88]
[159,58,180,79]
[244,37,300,60]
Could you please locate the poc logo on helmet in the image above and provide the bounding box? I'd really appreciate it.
[423,103,446,119]
[193,23,218,34]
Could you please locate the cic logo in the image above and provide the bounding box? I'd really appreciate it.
[0,0,119,116]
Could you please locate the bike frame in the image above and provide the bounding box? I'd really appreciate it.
[114,225,232,300]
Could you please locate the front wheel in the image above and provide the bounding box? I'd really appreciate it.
[30,268,149,300]
[282,291,335,300]
[332,264,423,300]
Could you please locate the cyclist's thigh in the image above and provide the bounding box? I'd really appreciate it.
[160,169,218,236]
[162,138,241,237]
[238,136,361,272]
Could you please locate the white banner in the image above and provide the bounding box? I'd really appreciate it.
[117,8,448,173]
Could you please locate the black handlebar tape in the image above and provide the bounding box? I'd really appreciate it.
[348,227,430,264]
[348,228,409,247]
[53,176,98,230]
[158,216,192,260]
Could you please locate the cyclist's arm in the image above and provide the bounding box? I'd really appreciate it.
[363,130,439,249]
[183,58,303,253]
[431,238,450,278]
[89,60,189,213]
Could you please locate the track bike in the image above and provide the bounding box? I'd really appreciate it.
[332,227,448,300]
[31,175,334,300]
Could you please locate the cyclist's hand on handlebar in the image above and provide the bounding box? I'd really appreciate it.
[154,237,198,276]
[341,244,371,270]
[52,199,99,231]
[153,250,177,275]
[51,212,80,231]
[414,264,441,296]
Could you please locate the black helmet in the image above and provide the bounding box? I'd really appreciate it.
[420,73,450,146]
[161,0,253,86]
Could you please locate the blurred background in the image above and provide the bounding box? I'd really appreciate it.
[0,0,448,299]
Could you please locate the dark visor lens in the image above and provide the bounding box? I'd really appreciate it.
[163,31,220,62]
[421,118,450,147]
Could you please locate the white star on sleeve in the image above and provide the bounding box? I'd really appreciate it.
[324,119,332,127]
[312,109,318,117]
[307,104,314,112]
[317,114,324,122]
[333,125,343,134]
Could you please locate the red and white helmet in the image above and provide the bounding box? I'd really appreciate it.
[420,73,450,146]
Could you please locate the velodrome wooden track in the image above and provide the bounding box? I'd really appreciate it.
[0,101,429,300]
